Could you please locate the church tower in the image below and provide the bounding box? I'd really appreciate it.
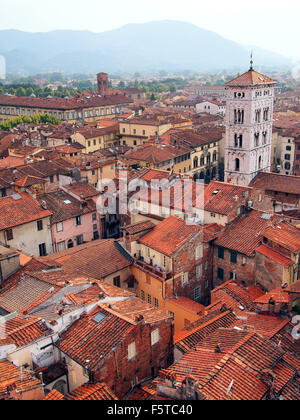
[224,59,276,186]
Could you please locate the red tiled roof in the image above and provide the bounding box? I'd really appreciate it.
[250,172,300,195]
[56,307,135,371]
[214,210,278,256]
[203,181,250,215]
[122,220,155,235]
[63,182,100,200]
[256,244,293,267]
[13,175,46,187]
[124,143,190,165]
[0,93,132,111]
[0,192,52,230]
[255,289,291,305]
[263,222,300,253]
[41,239,132,280]
[65,383,118,400]
[175,311,236,352]
[0,360,42,399]
[225,70,276,87]
[210,280,262,316]
[233,313,291,340]
[0,314,52,348]
[37,190,96,224]
[43,389,64,400]
[138,216,202,256]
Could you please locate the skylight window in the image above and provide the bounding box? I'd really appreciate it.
[93,313,106,323]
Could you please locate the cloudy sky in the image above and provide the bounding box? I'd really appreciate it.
[1,0,299,58]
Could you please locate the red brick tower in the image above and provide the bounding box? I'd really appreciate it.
[97,72,109,96]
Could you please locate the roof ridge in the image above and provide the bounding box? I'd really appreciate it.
[175,310,232,344]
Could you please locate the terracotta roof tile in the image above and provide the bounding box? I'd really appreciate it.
[56,307,135,371]
[256,244,293,267]
[40,239,132,280]
[0,192,52,230]
[0,360,42,399]
[214,210,279,256]
[138,216,202,256]
[225,70,276,87]
[65,383,118,400]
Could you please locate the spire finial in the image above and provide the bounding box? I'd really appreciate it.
[250,51,254,71]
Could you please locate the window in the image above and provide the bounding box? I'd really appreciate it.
[195,246,203,259]
[147,294,151,305]
[235,158,240,172]
[194,286,201,301]
[151,328,160,346]
[230,251,237,264]
[154,298,159,308]
[75,216,82,226]
[141,290,145,301]
[37,220,43,231]
[285,154,291,161]
[113,276,121,288]
[76,235,84,246]
[57,241,66,252]
[5,229,13,241]
[217,267,224,280]
[50,175,54,183]
[39,243,47,257]
[218,247,224,259]
[196,264,202,279]
[56,222,63,232]
[181,272,189,286]
[128,342,136,360]
[92,213,97,221]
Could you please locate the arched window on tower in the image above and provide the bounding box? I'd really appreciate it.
[258,156,262,169]
[234,134,238,147]
[254,133,260,147]
[207,153,211,165]
[262,131,267,145]
[213,151,217,162]
[235,158,240,172]
[234,134,243,148]
[239,135,243,148]
[200,155,205,166]
[255,109,261,123]
[193,157,198,169]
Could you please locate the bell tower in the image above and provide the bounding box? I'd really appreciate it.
[97,72,109,96]
[224,58,276,186]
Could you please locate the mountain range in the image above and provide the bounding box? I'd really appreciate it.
[0,20,291,75]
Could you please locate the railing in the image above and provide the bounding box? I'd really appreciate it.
[134,258,172,281]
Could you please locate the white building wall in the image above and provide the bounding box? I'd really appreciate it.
[225,83,275,186]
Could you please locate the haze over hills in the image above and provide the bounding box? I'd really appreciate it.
[0,20,291,75]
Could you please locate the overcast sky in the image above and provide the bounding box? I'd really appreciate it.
[1,0,299,59]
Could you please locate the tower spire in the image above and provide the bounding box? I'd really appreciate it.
[249,51,254,71]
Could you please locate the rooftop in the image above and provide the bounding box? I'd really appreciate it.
[0,192,52,231]
[138,216,202,256]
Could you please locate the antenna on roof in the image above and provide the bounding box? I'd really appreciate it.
[227,379,234,396]
[249,51,254,71]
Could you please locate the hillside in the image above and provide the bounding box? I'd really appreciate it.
[0,21,291,74]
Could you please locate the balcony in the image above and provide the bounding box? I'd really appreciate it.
[133,258,173,281]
